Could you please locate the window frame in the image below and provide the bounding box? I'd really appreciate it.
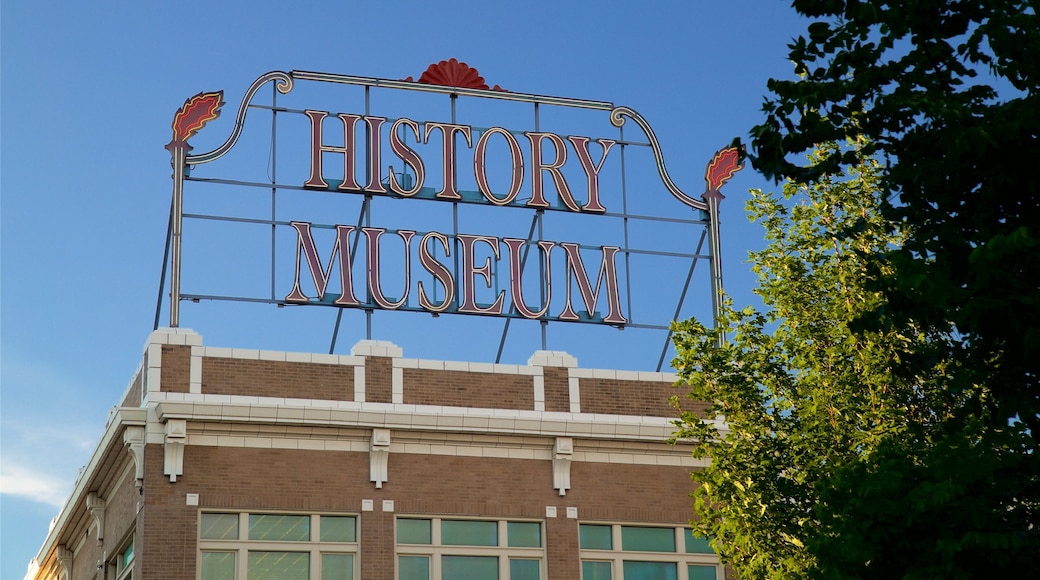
[197,511,359,580]
[395,516,546,580]
[110,535,135,580]
[578,523,722,580]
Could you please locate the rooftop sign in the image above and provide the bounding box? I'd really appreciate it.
[161,60,741,368]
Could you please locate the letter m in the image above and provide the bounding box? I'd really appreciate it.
[557,243,627,325]
[284,222,359,306]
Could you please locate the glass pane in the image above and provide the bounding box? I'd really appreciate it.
[621,527,675,552]
[249,514,310,541]
[510,558,540,580]
[443,555,499,579]
[622,561,677,580]
[688,565,717,580]
[397,519,432,544]
[321,516,357,543]
[507,522,541,547]
[398,556,430,580]
[579,525,612,550]
[201,551,235,580]
[442,520,498,546]
[684,531,714,554]
[581,560,612,580]
[122,540,134,567]
[201,514,240,540]
[322,553,354,580]
[248,551,309,580]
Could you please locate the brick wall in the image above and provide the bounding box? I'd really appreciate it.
[365,356,393,403]
[542,366,571,412]
[140,446,198,580]
[161,345,191,393]
[201,358,356,400]
[120,370,142,408]
[102,467,140,555]
[402,368,535,409]
[580,377,703,418]
[138,443,698,580]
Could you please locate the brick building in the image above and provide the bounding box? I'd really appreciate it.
[25,327,722,580]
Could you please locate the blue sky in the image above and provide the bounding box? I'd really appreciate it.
[0,1,810,576]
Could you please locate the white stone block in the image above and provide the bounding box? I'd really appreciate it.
[393,358,419,369]
[187,434,219,447]
[271,439,299,450]
[351,340,403,358]
[204,346,233,359]
[416,358,444,370]
[216,436,246,448]
[527,350,578,367]
[310,353,338,365]
[147,344,163,368]
[258,350,285,362]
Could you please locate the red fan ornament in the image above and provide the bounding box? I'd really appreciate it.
[405,59,506,91]
[170,91,225,145]
[703,146,744,198]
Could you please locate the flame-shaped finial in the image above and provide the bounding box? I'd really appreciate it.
[171,91,224,144]
[704,146,744,194]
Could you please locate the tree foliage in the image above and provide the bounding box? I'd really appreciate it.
[750,0,1040,440]
[675,144,935,578]
[676,1,1039,576]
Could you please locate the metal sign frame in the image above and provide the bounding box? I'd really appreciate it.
[159,61,742,370]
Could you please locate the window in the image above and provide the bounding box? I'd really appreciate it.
[111,538,135,580]
[396,517,544,579]
[198,512,357,580]
[579,524,721,580]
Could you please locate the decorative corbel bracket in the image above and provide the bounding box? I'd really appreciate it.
[86,492,106,545]
[370,428,391,489]
[553,437,573,496]
[123,426,145,489]
[58,545,73,579]
[164,419,187,483]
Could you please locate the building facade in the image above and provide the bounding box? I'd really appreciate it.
[26,328,723,580]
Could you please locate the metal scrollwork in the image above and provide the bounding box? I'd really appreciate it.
[186,70,294,165]
[609,106,709,212]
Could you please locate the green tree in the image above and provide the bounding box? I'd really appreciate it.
[679,1,1039,575]
[748,1,1040,446]
[673,143,947,578]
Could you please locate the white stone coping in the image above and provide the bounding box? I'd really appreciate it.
[151,397,685,442]
[142,330,676,380]
[350,339,403,358]
[528,350,579,367]
[392,357,542,376]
